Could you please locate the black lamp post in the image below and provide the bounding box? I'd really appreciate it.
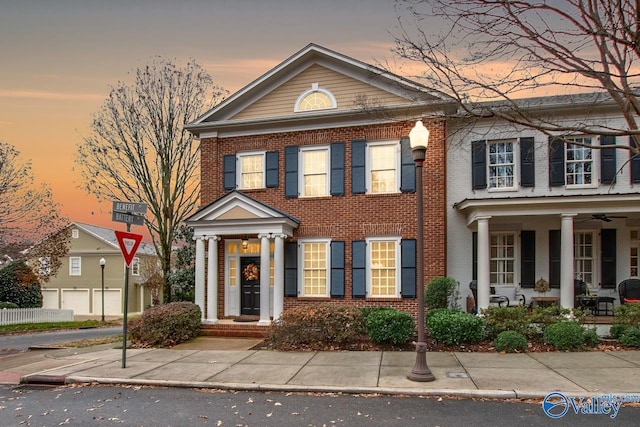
[408,120,435,382]
[99,257,106,322]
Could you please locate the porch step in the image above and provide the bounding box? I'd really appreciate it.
[200,321,269,338]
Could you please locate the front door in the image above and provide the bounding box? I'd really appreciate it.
[240,257,260,316]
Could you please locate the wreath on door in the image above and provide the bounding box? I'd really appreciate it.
[243,263,259,281]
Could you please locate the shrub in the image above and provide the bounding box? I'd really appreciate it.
[128,302,201,347]
[529,305,575,325]
[481,306,531,339]
[270,304,365,348]
[613,303,640,326]
[583,329,600,348]
[619,328,640,347]
[0,301,19,309]
[493,331,528,353]
[609,324,631,340]
[425,277,459,310]
[0,261,42,308]
[427,309,485,345]
[365,308,415,345]
[543,321,586,350]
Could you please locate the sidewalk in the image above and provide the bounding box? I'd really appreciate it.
[2,338,640,400]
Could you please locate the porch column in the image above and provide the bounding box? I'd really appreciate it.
[194,236,206,321]
[258,233,272,326]
[561,213,576,309]
[273,234,285,320]
[205,236,219,324]
[477,216,491,311]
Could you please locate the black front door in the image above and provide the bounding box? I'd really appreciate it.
[240,257,260,316]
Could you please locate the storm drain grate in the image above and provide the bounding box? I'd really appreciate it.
[446,372,469,378]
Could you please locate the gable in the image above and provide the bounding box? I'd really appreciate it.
[69,226,117,252]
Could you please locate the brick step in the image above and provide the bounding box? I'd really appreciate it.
[200,321,269,338]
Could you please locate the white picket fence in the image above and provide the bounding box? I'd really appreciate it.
[0,308,74,326]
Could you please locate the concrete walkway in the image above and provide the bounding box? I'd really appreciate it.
[2,338,640,399]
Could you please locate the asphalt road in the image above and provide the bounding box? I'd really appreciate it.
[0,326,122,352]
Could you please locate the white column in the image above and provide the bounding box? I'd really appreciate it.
[194,236,206,321]
[273,234,285,320]
[560,213,577,309]
[258,233,272,325]
[477,216,491,312]
[205,236,219,324]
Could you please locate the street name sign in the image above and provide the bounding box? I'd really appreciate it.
[112,211,145,225]
[112,201,147,214]
[115,231,143,267]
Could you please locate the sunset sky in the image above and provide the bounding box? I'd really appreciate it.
[0,0,405,236]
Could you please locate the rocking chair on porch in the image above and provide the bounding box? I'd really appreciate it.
[619,278,640,304]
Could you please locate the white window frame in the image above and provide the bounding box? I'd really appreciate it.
[630,229,640,278]
[131,257,140,276]
[366,141,401,194]
[39,256,51,276]
[574,230,597,286]
[367,237,401,298]
[298,239,330,297]
[294,83,337,112]
[237,151,265,190]
[69,257,82,276]
[565,136,598,189]
[299,146,330,197]
[72,229,79,239]
[490,232,516,285]
[487,140,517,191]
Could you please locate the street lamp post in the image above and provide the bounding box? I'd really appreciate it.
[408,120,435,382]
[99,258,106,322]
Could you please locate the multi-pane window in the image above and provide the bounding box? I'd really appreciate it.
[490,233,515,285]
[488,141,515,188]
[630,230,639,277]
[574,231,593,285]
[301,148,328,197]
[368,143,398,194]
[301,241,328,296]
[238,153,264,189]
[39,257,51,276]
[369,239,399,297]
[69,257,81,276]
[131,257,140,276]
[566,137,593,186]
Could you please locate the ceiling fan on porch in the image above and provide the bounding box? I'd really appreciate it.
[591,213,627,222]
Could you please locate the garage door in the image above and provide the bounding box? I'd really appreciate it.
[92,289,122,315]
[41,289,59,309]
[61,289,90,315]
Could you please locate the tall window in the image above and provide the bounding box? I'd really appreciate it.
[300,241,329,296]
[631,230,640,277]
[238,152,264,189]
[566,137,593,186]
[369,239,399,297]
[368,143,399,194]
[490,233,515,285]
[301,147,328,197]
[574,231,594,284]
[131,257,140,276]
[69,257,81,276]
[488,141,515,189]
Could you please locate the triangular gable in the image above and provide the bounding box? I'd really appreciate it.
[187,191,300,223]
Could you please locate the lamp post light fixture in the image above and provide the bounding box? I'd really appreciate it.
[407,120,435,382]
[99,257,106,322]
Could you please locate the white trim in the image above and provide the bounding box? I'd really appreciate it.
[294,83,338,112]
[366,140,401,194]
[69,257,82,276]
[564,136,599,189]
[366,236,401,298]
[486,139,518,192]
[236,151,266,190]
[298,238,331,297]
[299,145,330,197]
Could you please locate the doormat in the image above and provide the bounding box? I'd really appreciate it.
[233,316,259,323]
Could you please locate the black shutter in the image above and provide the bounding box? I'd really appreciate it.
[223,154,236,190]
[330,241,345,297]
[400,239,416,298]
[284,242,298,297]
[520,137,535,187]
[600,135,616,184]
[471,140,487,189]
[520,230,536,288]
[631,137,640,183]
[330,142,345,196]
[265,151,279,188]
[601,229,617,289]
[549,137,565,186]
[549,230,561,288]
[351,139,366,194]
[400,137,416,192]
[472,231,478,281]
[352,240,366,298]
[284,146,298,198]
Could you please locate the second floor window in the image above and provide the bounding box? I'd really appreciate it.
[367,142,399,194]
[238,152,265,189]
[69,257,81,276]
[300,147,329,197]
[566,137,593,186]
[488,141,515,189]
[131,257,140,276]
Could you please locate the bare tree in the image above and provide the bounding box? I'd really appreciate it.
[392,0,640,146]
[137,256,163,307]
[76,57,227,302]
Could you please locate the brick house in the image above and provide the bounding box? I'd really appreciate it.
[185,44,454,325]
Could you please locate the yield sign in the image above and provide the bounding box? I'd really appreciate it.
[115,231,143,267]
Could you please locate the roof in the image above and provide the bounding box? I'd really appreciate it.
[72,222,156,255]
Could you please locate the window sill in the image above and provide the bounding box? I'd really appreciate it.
[487,187,518,193]
[365,297,403,302]
[297,296,331,301]
[364,192,402,198]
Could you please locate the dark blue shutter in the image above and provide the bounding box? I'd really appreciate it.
[352,240,366,298]
[471,140,486,189]
[631,137,640,183]
[601,229,617,289]
[284,242,298,297]
[549,137,565,186]
[330,241,345,297]
[520,137,535,187]
[400,239,416,298]
[472,232,478,280]
[520,231,536,288]
[330,142,345,196]
[400,137,416,192]
[265,151,279,188]
[284,146,298,198]
[351,139,366,194]
[223,154,236,190]
[600,135,616,184]
[549,230,561,288]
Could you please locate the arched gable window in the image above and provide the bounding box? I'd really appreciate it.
[294,83,337,112]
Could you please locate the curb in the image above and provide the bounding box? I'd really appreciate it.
[20,374,67,386]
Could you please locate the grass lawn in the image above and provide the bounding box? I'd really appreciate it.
[0,320,120,335]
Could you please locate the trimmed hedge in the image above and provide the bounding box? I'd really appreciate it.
[427,309,485,345]
[493,331,528,353]
[543,321,586,350]
[365,308,415,345]
[129,302,201,347]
